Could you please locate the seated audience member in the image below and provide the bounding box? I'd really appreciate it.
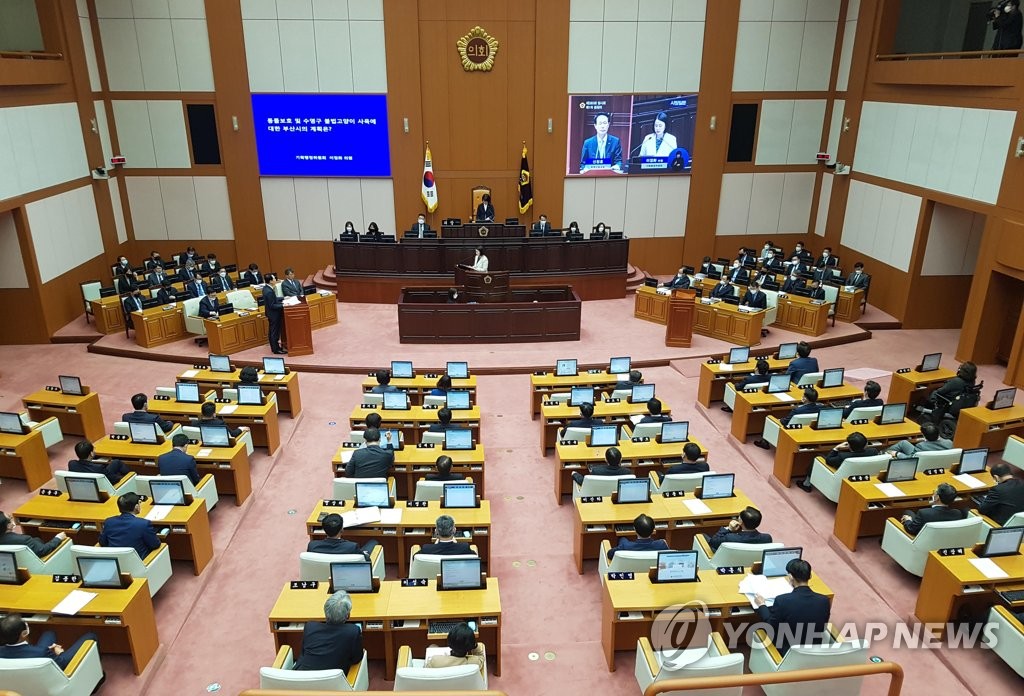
[69,440,130,485]
[824,431,880,468]
[410,213,432,237]
[155,278,177,305]
[99,493,160,558]
[210,268,234,292]
[425,455,464,482]
[0,614,97,669]
[370,369,400,393]
[364,412,383,429]
[428,408,454,432]
[571,446,631,486]
[762,249,784,273]
[0,511,67,557]
[707,506,772,551]
[976,464,1024,526]
[281,268,304,297]
[193,400,245,438]
[201,253,221,274]
[182,246,200,263]
[186,275,211,298]
[179,258,199,282]
[815,247,838,268]
[419,515,473,555]
[737,246,755,266]
[425,622,485,676]
[788,241,812,263]
[780,387,821,426]
[760,240,775,261]
[639,398,671,423]
[608,514,669,560]
[365,222,383,240]
[239,365,260,384]
[340,221,357,238]
[307,513,376,558]
[663,267,690,290]
[123,393,173,433]
[561,402,603,437]
[616,369,643,391]
[899,483,965,535]
[785,342,819,383]
[243,263,264,285]
[842,380,883,419]
[430,374,452,396]
[145,250,163,270]
[737,359,772,390]
[885,422,951,459]
[566,221,581,238]
[447,287,463,303]
[157,433,201,485]
[846,262,870,289]
[114,255,133,276]
[531,214,551,234]
[753,559,830,654]
[740,281,767,309]
[344,428,394,478]
[115,272,138,295]
[698,256,715,276]
[665,442,710,475]
[806,278,826,301]
[199,291,222,319]
[781,270,805,294]
[725,260,748,284]
[147,264,170,287]
[925,361,978,417]
[710,277,735,299]
[122,288,144,325]
[294,591,363,671]
[786,255,808,277]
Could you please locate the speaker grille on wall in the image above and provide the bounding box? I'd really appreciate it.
[727,103,758,163]
[187,104,222,165]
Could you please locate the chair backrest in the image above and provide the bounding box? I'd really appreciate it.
[81,280,102,303]
[609,389,632,401]
[913,517,984,549]
[55,469,117,496]
[0,543,72,576]
[606,550,660,573]
[630,422,662,439]
[299,552,369,581]
[423,395,447,407]
[822,284,839,305]
[575,474,635,497]
[70,544,145,575]
[771,640,869,696]
[833,454,889,479]
[844,405,882,422]
[658,471,717,493]
[796,371,823,387]
[155,386,176,398]
[421,431,445,444]
[393,662,486,691]
[470,185,491,215]
[914,448,963,471]
[259,666,348,691]
[547,392,570,404]
[227,289,257,310]
[360,393,383,405]
[0,657,75,696]
[332,477,388,500]
[414,478,469,502]
[347,430,366,443]
[563,426,591,442]
[1003,511,1024,528]
[408,553,479,580]
[182,425,201,440]
[182,296,202,317]
[655,652,745,694]
[708,541,785,568]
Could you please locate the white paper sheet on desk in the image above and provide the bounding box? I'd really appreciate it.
[719,364,734,371]
[196,448,213,457]
[219,404,238,415]
[969,558,1009,579]
[682,498,712,515]
[145,505,172,521]
[953,474,986,489]
[52,590,97,616]
[629,414,643,425]
[341,507,381,528]
[340,450,354,464]
[425,646,451,660]
[379,508,403,524]
[875,482,904,497]
[737,575,793,608]
[181,369,199,378]
[283,296,301,306]
[772,393,796,402]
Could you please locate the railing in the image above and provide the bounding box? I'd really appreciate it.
[0,50,63,60]
[876,49,1023,61]
[645,661,904,696]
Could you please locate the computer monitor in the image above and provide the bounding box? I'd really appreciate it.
[815,407,844,430]
[378,428,403,450]
[149,479,187,505]
[589,424,618,447]
[237,384,263,406]
[958,448,988,475]
[442,482,477,508]
[330,561,374,593]
[555,359,577,376]
[77,557,123,589]
[979,526,1024,558]
[58,375,84,396]
[821,368,845,389]
[767,374,791,394]
[444,428,473,450]
[660,421,689,443]
[199,424,230,447]
[382,390,409,410]
[728,346,750,364]
[440,557,483,590]
[0,551,17,585]
[446,391,472,410]
[446,361,469,379]
[354,482,390,508]
[879,403,907,425]
[129,421,159,445]
[885,457,918,483]
[616,478,651,504]
[919,352,941,372]
[0,412,24,435]
[175,382,201,403]
[609,356,631,375]
[992,388,1017,411]
[391,360,414,379]
[655,550,699,583]
[65,476,102,503]
[570,386,595,406]
[262,356,286,375]
[209,354,232,373]
[630,383,656,404]
[700,473,735,500]
[777,343,798,360]
[762,547,803,578]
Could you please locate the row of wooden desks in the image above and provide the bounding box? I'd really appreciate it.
[148,394,281,454]
[696,357,791,407]
[530,370,620,418]
[954,404,1024,453]
[22,388,106,442]
[729,381,862,442]
[347,405,481,446]
[360,375,478,406]
[330,443,486,499]
[177,366,302,416]
[539,401,668,455]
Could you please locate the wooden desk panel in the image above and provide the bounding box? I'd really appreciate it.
[835,288,864,323]
[887,368,955,409]
[177,367,302,417]
[634,286,670,324]
[133,305,186,348]
[148,397,281,454]
[306,291,338,329]
[696,357,791,407]
[204,309,268,355]
[22,388,105,442]
[530,371,620,418]
[0,428,51,491]
[90,296,124,335]
[694,301,764,346]
[773,294,830,336]
[730,382,862,442]
[953,405,1024,453]
[348,405,481,446]
[331,443,486,499]
[539,401,670,455]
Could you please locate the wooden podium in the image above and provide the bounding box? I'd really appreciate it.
[665,289,695,347]
[283,297,314,357]
[454,265,510,302]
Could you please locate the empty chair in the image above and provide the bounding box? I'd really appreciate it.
[880,516,985,576]
[749,629,869,696]
[561,426,592,442]
[983,605,1024,678]
[17,412,64,449]
[421,431,446,445]
[135,474,219,512]
[914,448,963,471]
[806,454,889,504]
[56,470,137,499]
[0,539,75,576]
[154,386,176,398]
[222,388,238,401]
[182,297,206,337]
[605,389,631,401]
[796,372,823,387]
[423,395,447,407]
[227,289,257,310]
[360,393,384,406]
[299,548,385,581]
[70,543,172,596]
[822,283,839,322]
[693,536,784,570]
[843,405,882,423]
[346,430,366,444]
[762,413,818,448]
[723,383,739,411]
[113,421,182,439]
[259,646,369,692]
[393,644,488,691]
[652,470,718,494]
[761,289,779,326]
[1003,435,1024,470]
[634,633,744,696]
[0,638,104,696]
[547,392,570,404]
[981,510,1024,529]
[597,539,660,578]
[332,477,395,501]
[80,280,102,325]
[408,547,479,580]
[414,478,470,502]
[629,422,662,440]
[572,474,635,499]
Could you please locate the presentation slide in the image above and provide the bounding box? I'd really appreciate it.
[252,94,391,177]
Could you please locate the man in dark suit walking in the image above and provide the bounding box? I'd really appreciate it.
[0,615,97,669]
[344,428,394,478]
[99,493,161,558]
[157,433,202,485]
[307,513,376,558]
[900,483,966,535]
[123,393,173,433]
[263,277,286,354]
[754,558,830,654]
[295,591,363,671]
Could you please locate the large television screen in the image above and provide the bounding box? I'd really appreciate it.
[567,94,697,176]
[252,94,391,176]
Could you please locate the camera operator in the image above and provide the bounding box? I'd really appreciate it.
[990,0,1023,53]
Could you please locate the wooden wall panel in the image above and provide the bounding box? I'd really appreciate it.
[267,241,333,281]
[629,238,685,275]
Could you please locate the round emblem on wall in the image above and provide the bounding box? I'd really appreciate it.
[484,275,493,285]
[478,226,489,237]
[457,26,499,72]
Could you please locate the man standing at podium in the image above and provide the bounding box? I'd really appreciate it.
[472,247,489,272]
[263,275,286,354]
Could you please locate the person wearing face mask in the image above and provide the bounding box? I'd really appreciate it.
[147,264,168,288]
[788,242,812,263]
[201,253,221,275]
[991,0,1023,52]
[760,241,775,261]
[211,268,234,292]
[592,222,608,239]
[179,258,199,282]
[340,221,357,240]
[409,214,431,238]
[566,221,582,240]
[145,250,163,270]
[199,291,221,319]
[122,287,144,327]
[244,263,264,285]
[762,249,784,274]
[115,271,138,295]
[786,254,808,277]
[531,214,551,235]
[814,247,837,268]
[782,269,805,294]
[187,274,211,298]
[726,259,748,285]
[155,278,177,305]
[115,255,132,275]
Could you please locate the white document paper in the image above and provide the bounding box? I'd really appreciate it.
[953,474,986,489]
[772,393,797,402]
[379,508,403,524]
[682,498,712,515]
[52,590,97,616]
[425,646,451,660]
[145,505,172,521]
[340,450,354,464]
[283,296,301,306]
[629,414,643,425]
[874,482,904,497]
[737,574,793,608]
[196,448,213,457]
[718,363,734,372]
[341,507,382,528]
[180,369,199,378]
[968,558,1009,579]
[219,404,238,415]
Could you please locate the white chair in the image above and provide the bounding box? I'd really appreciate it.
[693,535,784,570]
[332,477,395,501]
[80,280,102,325]
[843,405,882,423]
[572,474,635,498]
[822,283,839,321]
[914,448,963,471]
[607,389,632,401]
[749,629,869,696]
[983,605,1024,678]
[421,431,446,445]
[414,478,470,502]
[880,516,985,576]
[227,288,257,310]
[135,473,219,512]
[70,543,173,596]
[0,638,104,696]
[635,634,744,696]
[762,289,779,327]
[113,421,182,440]
[1003,435,1024,473]
[423,395,447,407]
[981,510,1024,529]
[796,371,823,387]
[18,412,63,449]
[155,386,176,398]
[183,296,206,337]
[597,539,660,578]
[562,426,592,442]
[652,470,717,494]
[259,646,369,692]
[360,393,384,406]
[393,644,488,691]
[547,392,570,405]
[56,470,137,499]
[629,422,662,440]
[299,547,385,581]
[807,454,890,504]
[0,539,75,575]
[182,423,254,456]
[723,383,739,411]
[762,413,818,448]
[408,551,479,580]
[346,430,366,444]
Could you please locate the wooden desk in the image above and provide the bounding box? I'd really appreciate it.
[693,300,765,346]
[89,295,124,334]
[22,388,106,442]
[730,382,862,442]
[0,576,158,674]
[360,375,477,407]
[269,579,502,679]
[772,418,921,486]
[14,492,214,575]
[953,405,1024,453]
[148,396,281,454]
[634,285,670,324]
[529,370,620,418]
[696,357,790,407]
[177,367,302,416]
[348,405,481,446]
[887,368,955,410]
[835,288,864,323]
[204,308,268,355]
[131,304,186,348]
[304,500,491,577]
[772,293,830,336]
[331,443,486,499]
[0,428,51,491]
[833,471,994,550]
[539,401,671,455]
[305,290,339,330]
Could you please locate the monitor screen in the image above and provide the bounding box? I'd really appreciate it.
[616,478,650,504]
[0,411,23,435]
[555,359,577,376]
[609,356,631,375]
[444,428,473,450]
[631,383,655,404]
[446,361,469,379]
[263,356,286,375]
[77,557,122,589]
[200,424,230,447]
[886,457,918,483]
[58,375,83,396]
[442,482,477,508]
[767,374,791,393]
[355,482,390,508]
[590,425,618,447]
[330,561,374,593]
[993,388,1016,411]
[879,403,907,425]
[175,382,201,404]
[0,551,17,585]
[777,343,798,360]
[571,386,595,406]
[762,547,803,578]
[815,407,844,430]
[656,550,699,583]
[129,421,159,445]
[441,557,482,589]
[920,353,941,372]
[150,479,187,505]
[981,526,1024,558]
[445,391,471,410]
[209,354,232,373]
[958,448,988,475]
[701,473,735,500]
[660,421,689,443]
[728,346,750,365]
[391,360,414,379]
[237,384,263,406]
[821,368,845,389]
[66,476,101,502]
[383,391,408,410]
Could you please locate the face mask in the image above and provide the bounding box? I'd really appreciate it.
[219,272,226,278]
[418,219,425,224]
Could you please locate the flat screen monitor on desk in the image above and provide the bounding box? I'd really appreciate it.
[175,382,201,404]
[630,383,655,404]
[0,411,25,435]
[129,421,159,445]
[0,551,17,585]
[378,429,403,451]
[660,421,689,443]
[821,368,845,389]
[777,343,798,360]
[200,424,230,447]
[382,391,409,410]
[391,361,414,378]
[446,391,471,410]
[441,557,483,590]
[330,561,374,593]
[555,359,577,377]
[814,407,844,430]
[570,386,595,406]
[150,479,187,505]
[885,457,918,483]
[958,448,988,475]
[919,353,941,372]
[447,361,469,379]
[442,482,477,508]
[65,476,102,502]
[700,473,735,500]
[237,384,264,406]
[209,354,232,373]
[590,425,618,447]
[879,403,907,425]
[609,356,631,375]
[728,346,750,365]
[767,374,791,394]
[655,550,699,583]
[616,478,651,504]
[980,526,1024,558]
[992,388,1016,411]
[58,375,84,396]
[354,482,390,508]
[762,547,803,578]
[444,429,473,451]
[78,557,123,589]
[263,357,286,375]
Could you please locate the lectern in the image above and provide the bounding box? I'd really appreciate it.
[665,289,696,347]
[454,265,510,302]
[283,297,314,357]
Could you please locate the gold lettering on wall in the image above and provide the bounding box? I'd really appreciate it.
[457,26,498,72]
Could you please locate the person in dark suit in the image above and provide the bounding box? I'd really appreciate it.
[122,393,173,433]
[369,370,399,393]
[425,455,465,482]
[785,255,809,277]
[475,194,495,222]
[419,515,474,555]
[780,387,822,426]
[698,256,716,276]
[193,401,244,438]
[707,506,772,551]
[114,255,133,276]
[846,262,870,289]
[210,269,234,292]
[900,483,966,535]
[992,0,1023,50]
[281,267,303,297]
[531,214,551,235]
[929,361,978,406]
[640,398,672,423]
[579,111,623,172]
[344,428,394,478]
[307,513,376,558]
[761,250,784,274]
[571,446,632,486]
[842,380,884,419]
[115,272,138,295]
[788,242,813,263]
[725,261,748,285]
[179,259,199,282]
[741,282,768,309]
[822,431,881,468]
[410,214,432,238]
[147,264,170,287]
[977,464,1024,525]
[0,615,97,669]
[428,408,454,432]
[806,278,826,301]
[781,271,805,294]
[615,370,644,392]
[122,288,144,328]
[200,253,221,275]
[198,293,221,319]
[665,442,710,475]
[607,514,668,560]
[181,246,200,263]
[157,433,201,485]
[814,247,838,268]
[155,279,177,305]
[69,440,130,486]
[295,591,363,671]
[0,511,67,557]
[187,276,210,298]
[99,492,161,558]
[753,559,830,654]
[364,222,384,241]
[243,263,264,285]
[710,277,735,300]
[562,402,603,437]
[263,278,285,354]
[145,250,164,270]
[737,359,772,390]
[786,342,819,383]
[663,267,691,290]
